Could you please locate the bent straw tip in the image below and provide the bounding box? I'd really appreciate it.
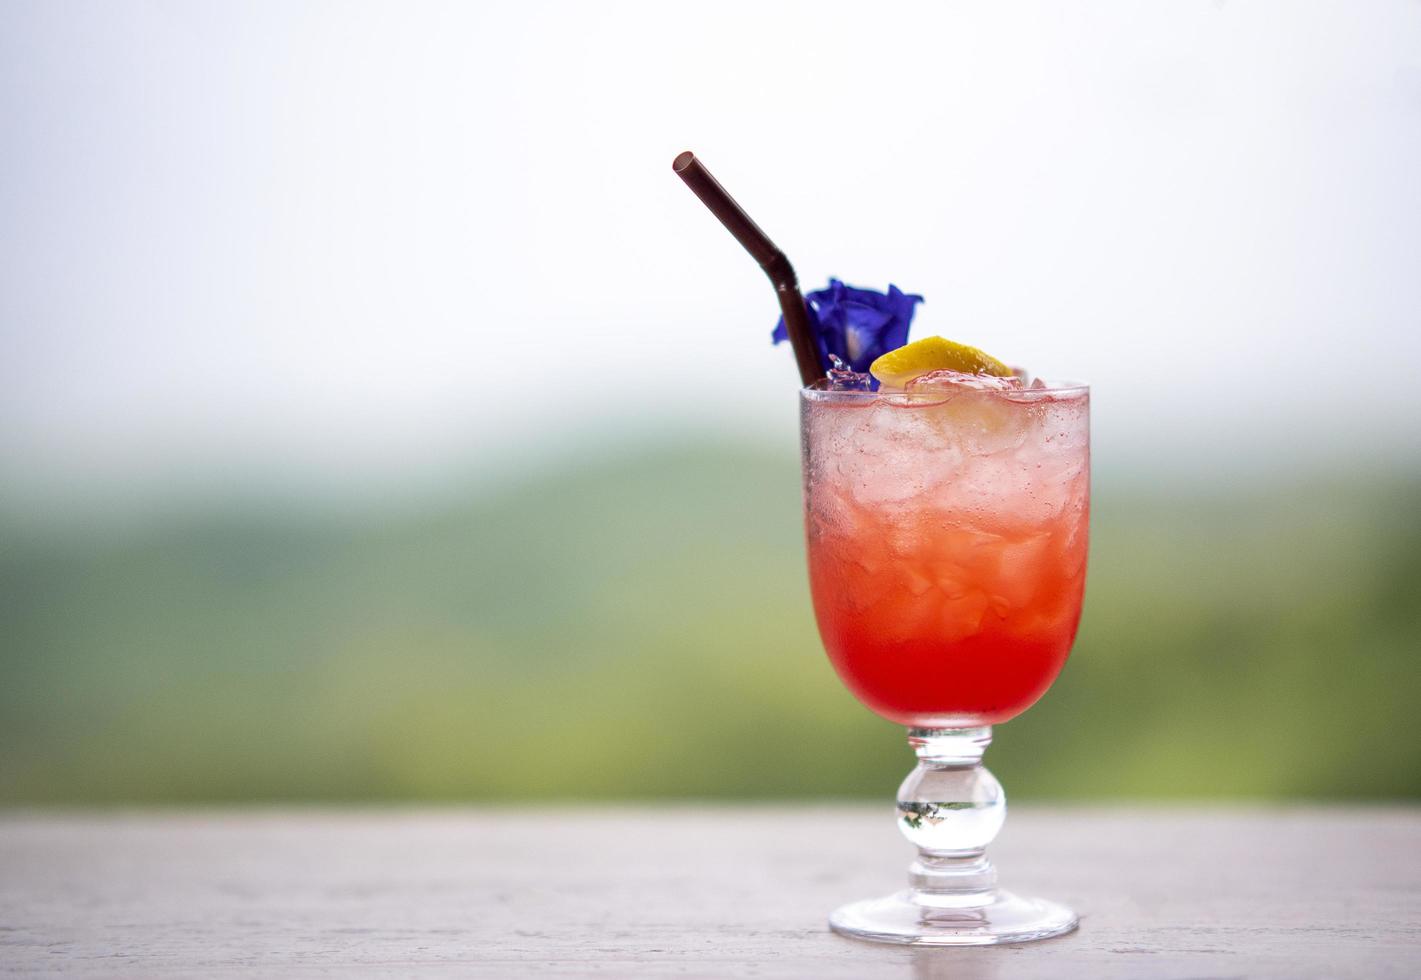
[672,150,696,173]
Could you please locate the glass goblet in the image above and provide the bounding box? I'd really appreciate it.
[800,378,1089,945]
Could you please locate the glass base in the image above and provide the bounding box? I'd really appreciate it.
[830,889,1078,946]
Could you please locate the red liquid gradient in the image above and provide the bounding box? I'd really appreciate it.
[803,395,1089,727]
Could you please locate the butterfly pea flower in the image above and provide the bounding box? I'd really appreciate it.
[773,278,924,378]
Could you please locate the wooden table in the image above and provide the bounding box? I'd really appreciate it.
[2,807,1417,978]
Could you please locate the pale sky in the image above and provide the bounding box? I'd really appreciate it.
[3,1,1420,509]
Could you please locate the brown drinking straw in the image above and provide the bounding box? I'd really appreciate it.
[672,151,822,387]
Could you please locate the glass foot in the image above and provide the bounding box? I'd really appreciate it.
[830,889,1078,946]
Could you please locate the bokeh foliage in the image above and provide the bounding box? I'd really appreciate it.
[2,447,1418,803]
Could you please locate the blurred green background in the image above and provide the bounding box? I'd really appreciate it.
[4,447,1419,804]
[5,3,1421,805]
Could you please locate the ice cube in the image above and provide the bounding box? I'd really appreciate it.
[993,531,1053,606]
[827,369,872,390]
[1002,375,1080,409]
[825,354,872,391]
[937,589,992,642]
[901,564,934,597]
[907,370,1024,392]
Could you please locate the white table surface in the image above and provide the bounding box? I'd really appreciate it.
[2,806,1418,978]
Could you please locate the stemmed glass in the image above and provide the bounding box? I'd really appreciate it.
[800,377,1090,945]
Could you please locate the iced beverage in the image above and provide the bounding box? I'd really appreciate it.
[801,378,1089,727]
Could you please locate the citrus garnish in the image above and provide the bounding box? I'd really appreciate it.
[868,336,1012,388]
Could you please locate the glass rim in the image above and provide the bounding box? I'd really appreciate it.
[800,379,1090,401]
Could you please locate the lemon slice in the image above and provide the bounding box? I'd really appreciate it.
[869,336,1012,388]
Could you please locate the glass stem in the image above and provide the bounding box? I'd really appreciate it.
[897,727,1005,909]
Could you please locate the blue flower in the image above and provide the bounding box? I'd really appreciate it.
[773,279,924,376]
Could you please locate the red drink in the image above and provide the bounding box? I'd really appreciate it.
[802,381,1089,727]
